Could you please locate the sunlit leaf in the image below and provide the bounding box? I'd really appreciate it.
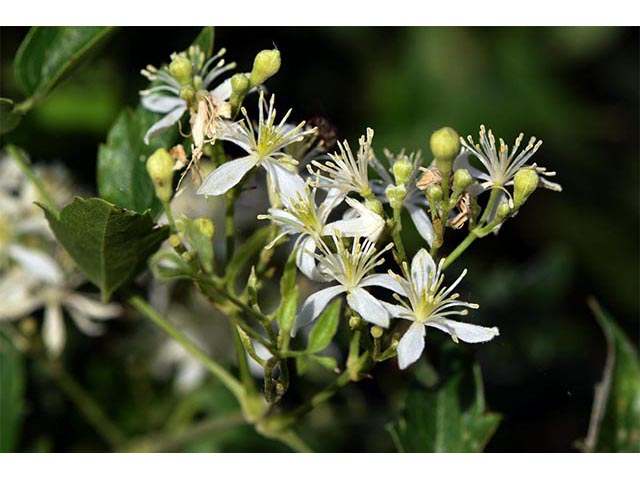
[306,300,341,354]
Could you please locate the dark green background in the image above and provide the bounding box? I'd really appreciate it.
[1,27,638,452]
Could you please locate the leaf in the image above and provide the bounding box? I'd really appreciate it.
[306,299,342,354]
[0,331,25,452]
[388,362,501,452]
[278,287,299,338]
[39,197,169,301]
[14,27,115,99]
[97,106,175,216]
[580,299,640,452]
[192,27,215,57]
[0,98,23,135]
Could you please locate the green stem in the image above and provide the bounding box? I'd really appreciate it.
[231,318,257,394]
[123,412,245,452]
[7,145,58,213]
[391,207,407,263]
[225,191,236,262]
[478,188,501,225]
[129,295,244,400]
[274,430,313,453]
[162,200,178,233]
[48,361,127,449]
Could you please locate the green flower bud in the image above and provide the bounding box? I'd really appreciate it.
[495,202,512,222]
[194,217,215,239]
[452,168,473,192]
[249,49,281,87]
[169,234,182,248]
[231,73,251,96]
[513,168,539,208]
[181,251,193,262]
[169,53,192,85]
[370,325,384,339]
[430,127,460,175]
[365,197,384,216]
[426,183,443,205]
[146,148,175,203]
[179,85,195,103]
[392,157,413,185]
[385,184,406,210]
[349,316,364,330]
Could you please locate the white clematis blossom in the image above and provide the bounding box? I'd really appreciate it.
[378,249,499,369]
[296,236,395,331]
[197,93,314,207]
[260,188,385,280]
[458,124,562,199]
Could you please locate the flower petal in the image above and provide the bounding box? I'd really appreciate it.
[346,287,389,328]
[295,236,327,282]
[379,300,412,320]
[197,155,259,196]
[360,273,407,295]
[210,78,232,102]
[8,245,63,285]
[263,161,307,209]
[43,301,65,357]
[66,308,105,336]
[397,322,426,370]
[144,105,187,144]
[296,285,345,332]
[141,94,185,114]
[411,248,436,294]
[406,203,434,246]
[323,198,385,241]
[429,319,499,343]
[65,293,122,319]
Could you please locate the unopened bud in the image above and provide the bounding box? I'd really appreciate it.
[430,127,460,175]
[513,168,539,208]
[181,251,193,262]
[426,183,443,205]
[349,316,363,330]
[385,184,406,210]
[169,234,182,248]
[146,148,175,202]
[169,53,192,85]
[365,198,384,216]
[194,217,215,239]
[249,49,281,87]
[392,158,413,186]
[370,326,384,339]
[179,85,195,103]
[452,168,473,192]
[231,73,251,96]
[495,202,511,222]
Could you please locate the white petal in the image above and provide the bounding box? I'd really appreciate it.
[196,155,259,196]
[406,203,434,246]
[397,322,426,370]
[296,285,345,332]
[144,105,187,144]
[346,287,389,328]
[453,151,489,180]
[64,293,122,319]
[219,121,253,153]
[264,161,306,209]
[323,198,385,241]
[360,273,407,295]
[8,245,63,285]
[411,248,436,294]
[429,319,500,343]
[43,302,65,357]
[141,94,185,114]
[295,236,326,282]
[539,176,563,192]
[210,78,232,102]
[379,300,412,319]
[67,308,105,336]
[0,269,44,321]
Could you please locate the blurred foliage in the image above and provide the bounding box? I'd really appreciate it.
[0,27,638,452]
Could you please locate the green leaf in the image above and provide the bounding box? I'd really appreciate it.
[192,27,215,57]
[580,299,640,452]
[296,354,338,376]
[39,197,169,301]
[280,249,298,299]
[0,98,23,135]
[97,106,175,216]
[0,331,25,452]
[388,362,501,452]
[306,299,342,354]
[278,287,299,338]
[14,27,115,99]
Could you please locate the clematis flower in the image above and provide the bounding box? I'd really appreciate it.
[296,236,395,331]
[371,149,435,246]
[260,187,385,280]
[458,125,562,199]
[377,249,499,369]
[140,46,235,145]
[197,93,314,206]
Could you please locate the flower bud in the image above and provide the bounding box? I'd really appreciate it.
[249,49,281,87]
[513,168,539,208]
[385,184,406,210]
[392,157,413,185]
[169,234,182,248]
[452,168,473,192]
[426,183,443,205]
[349,315,364,330]
[495,202,511,222]
[231,73,251,96]
[370,325,384,339]
[430,127,460,175]
[365,197,384,216]
[179,85,195,103]
[194,217,215,239]
[169,53,192,85]
[146,148,175,203]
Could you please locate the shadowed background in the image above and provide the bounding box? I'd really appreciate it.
[1,26,638,452]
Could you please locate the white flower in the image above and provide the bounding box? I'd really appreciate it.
[296,237,395,331]
[308,128,375,201]
[371,149,434,246]
[260,188,385,280]
[140,47,235,145]
[197,93,314,206]
[458,124,562,197]
[378,249,499,369]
